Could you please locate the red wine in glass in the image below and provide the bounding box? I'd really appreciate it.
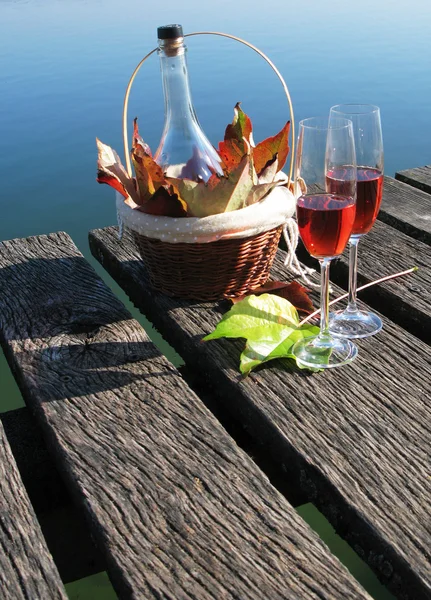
[292,115,358,369]
[327,167,383,235]
[328,104,384,339]
[297,193,356,258]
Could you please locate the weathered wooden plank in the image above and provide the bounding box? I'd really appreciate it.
[0,421,67,599]
[90,226,431,600]
[1,408,105,583]
[377,176,431,244]
[1,408,69,514]
[0,232,370,600]
[297,217,430,344]
[395,165,431,195]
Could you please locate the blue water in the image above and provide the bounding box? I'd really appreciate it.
[1,0,431,253]
[1,1,429,597]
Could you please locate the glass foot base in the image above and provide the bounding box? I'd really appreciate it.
[329,309,383,339]
[292,334,358,370]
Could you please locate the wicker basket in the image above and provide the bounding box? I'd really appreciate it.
[132,226,283,300]
[121,31,295,300]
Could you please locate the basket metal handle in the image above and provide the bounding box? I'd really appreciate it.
[122,31,295,187]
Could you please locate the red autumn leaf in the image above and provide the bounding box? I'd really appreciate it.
[132,118,152,156]
[225,102,253,144]
[132,151,167,204]
[97,172,129,197]
[96,138,140,206]
[232,280,314,315]
[138,185,188,217]
[218,137,246,172]
[253,121,290,177]
[131,118,178,208]
[256,156,279,184]
[218,103,253,172]
[98,109,287,217]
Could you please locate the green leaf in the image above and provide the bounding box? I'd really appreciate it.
[203,294,320,373]
[240,327,319,375]
[232,280,315,315]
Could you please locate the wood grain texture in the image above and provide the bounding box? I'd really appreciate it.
[0,232,371,600]
[297,216,430,344]
[377,176,431,244]
[395,166,431,195]
[89,226,431,600]
[0,422,67,599]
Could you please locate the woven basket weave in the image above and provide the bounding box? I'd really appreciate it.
[122,32,295,300]
[132,225,282,300]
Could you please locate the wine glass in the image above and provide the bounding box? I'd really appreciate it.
[327,104,384,338]
[291,117,358,369]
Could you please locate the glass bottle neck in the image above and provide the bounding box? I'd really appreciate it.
[158,42,198,127]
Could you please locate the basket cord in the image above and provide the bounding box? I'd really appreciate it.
[282,219,320,288]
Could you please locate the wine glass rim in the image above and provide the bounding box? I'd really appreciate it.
[330,103,380,115]
[299,116,352,130]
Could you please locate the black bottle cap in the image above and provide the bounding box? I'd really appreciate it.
[157,24,183,40]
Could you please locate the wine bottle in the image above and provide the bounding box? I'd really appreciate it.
[155,24,223,182]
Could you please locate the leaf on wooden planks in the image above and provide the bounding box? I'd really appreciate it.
[204,294,320,375]
[232,280,315,316]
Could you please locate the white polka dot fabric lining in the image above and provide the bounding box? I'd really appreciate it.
[116,185,296,244]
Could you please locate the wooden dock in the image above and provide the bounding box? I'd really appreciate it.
[0,168,429,599]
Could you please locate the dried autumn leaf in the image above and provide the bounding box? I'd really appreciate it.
[218,138,246,173]
[132,118,152,156]
[138,185,187,217]
[257,156,279,184]
[98,109,289,217]
[132,151,166,204]
[266,281,315,315]
[96,138,140,207]
[131,118,183,208]
[225,102,253,145]
[168,154,255,217]
[245,180,279,207]
[253,121,290,177]
[232,280,314,315]
[218,103,253,172]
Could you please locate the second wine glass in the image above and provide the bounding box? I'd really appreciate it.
[327,104,384,338]
[291,117,358,369]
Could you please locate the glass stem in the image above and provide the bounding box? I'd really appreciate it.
[319,258,331,338]
[347,237,360,313]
